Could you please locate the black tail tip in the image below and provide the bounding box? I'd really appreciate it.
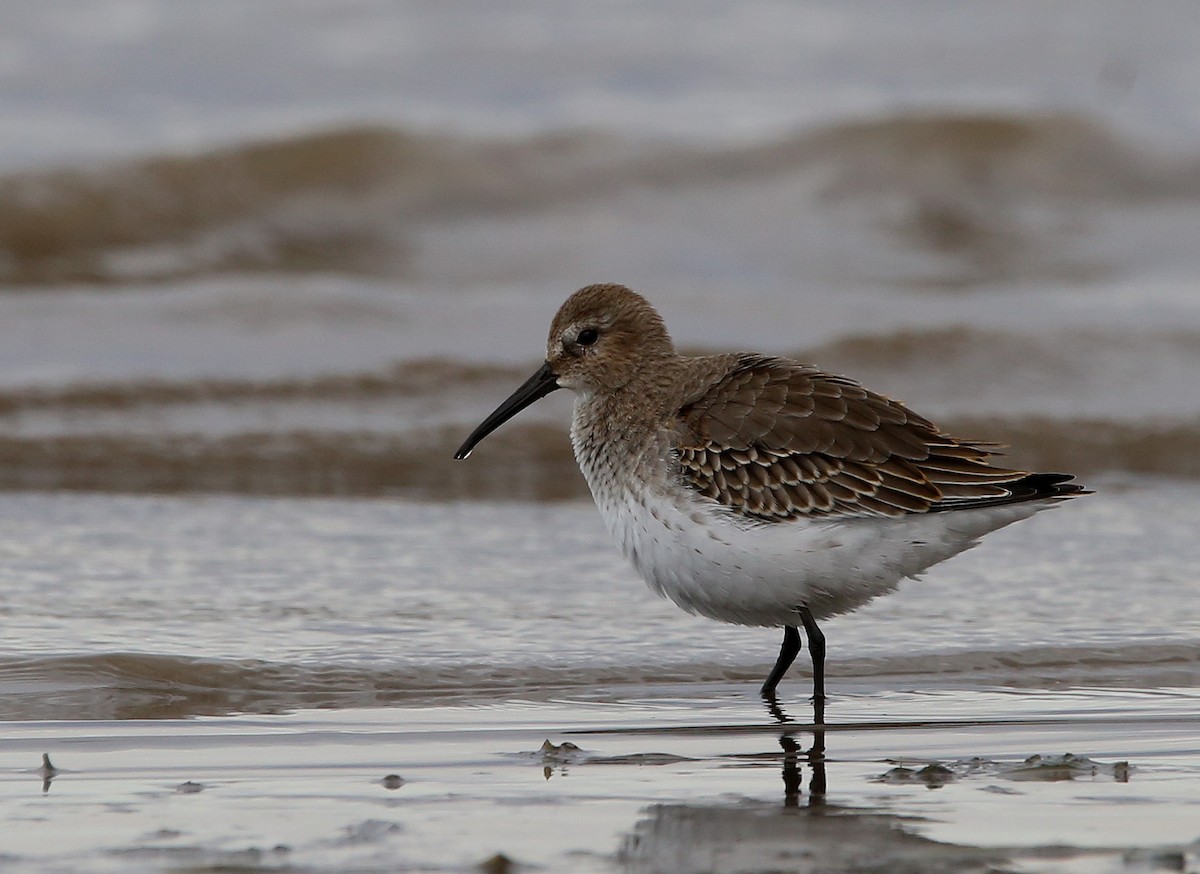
[1020,472,1092,499]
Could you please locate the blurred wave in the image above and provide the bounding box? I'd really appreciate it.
[1,112,1196,285]
[1,643,1194,719]
[1,415,1195,498]
[1,324,1198,496]
[0,111,1196,492]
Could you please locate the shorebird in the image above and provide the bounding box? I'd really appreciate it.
[455,284,1085,709]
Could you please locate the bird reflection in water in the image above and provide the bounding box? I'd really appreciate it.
[617,699,836,870]
[766,693,827,809]
[39,753,59,794]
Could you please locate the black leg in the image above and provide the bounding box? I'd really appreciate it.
[761,625,800,697]
[797,606,826,722]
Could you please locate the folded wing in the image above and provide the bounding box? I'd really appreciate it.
[673,354,1072,521]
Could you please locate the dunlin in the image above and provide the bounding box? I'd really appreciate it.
[455,284,1086,709]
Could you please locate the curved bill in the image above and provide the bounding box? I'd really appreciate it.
[454,361,561,459]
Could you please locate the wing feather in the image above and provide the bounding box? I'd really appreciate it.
[674,354,1032,521]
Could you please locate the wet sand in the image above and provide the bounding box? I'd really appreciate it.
[3,681,1197,873]
[0,487,1196,870]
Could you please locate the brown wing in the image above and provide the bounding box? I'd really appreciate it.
[674,354,1028,520]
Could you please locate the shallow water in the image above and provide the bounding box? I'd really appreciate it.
[0,479,1195,722]
[0,456,1196,873]
[2,688,1197,872]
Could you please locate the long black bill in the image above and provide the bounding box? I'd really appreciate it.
[453,361,561,459]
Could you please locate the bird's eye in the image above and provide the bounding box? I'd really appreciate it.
[576,327,599,347]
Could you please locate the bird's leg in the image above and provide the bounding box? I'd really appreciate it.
[797,606,826,723]
[761,625,801,697]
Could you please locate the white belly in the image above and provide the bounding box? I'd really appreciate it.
[595,482,1048,628]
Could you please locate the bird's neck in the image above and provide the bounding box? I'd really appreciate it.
[569,356,684,495]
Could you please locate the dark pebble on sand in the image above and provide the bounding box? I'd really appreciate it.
[480,853,516,874]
